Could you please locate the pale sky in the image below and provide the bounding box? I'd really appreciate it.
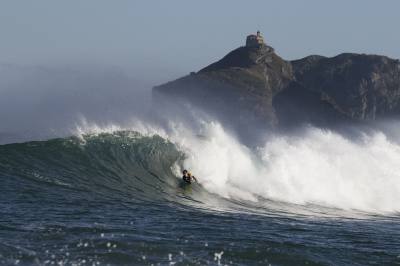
[1,0,399,82]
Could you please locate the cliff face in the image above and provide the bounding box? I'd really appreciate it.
[154,44,400,127]
[153,45,293,127]
[292,54,400,120]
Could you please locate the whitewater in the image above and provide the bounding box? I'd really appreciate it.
[70,117,400,214]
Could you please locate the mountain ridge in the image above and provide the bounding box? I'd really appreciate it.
[153,37,400,128]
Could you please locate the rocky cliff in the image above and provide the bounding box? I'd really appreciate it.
[153,43,400,128]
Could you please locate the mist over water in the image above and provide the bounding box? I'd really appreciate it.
[1,64,400,265]
[0,64,154,143]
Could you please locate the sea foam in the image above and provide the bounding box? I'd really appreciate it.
[175,122,400,213]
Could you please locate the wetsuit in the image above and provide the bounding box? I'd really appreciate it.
[182,175,192,184]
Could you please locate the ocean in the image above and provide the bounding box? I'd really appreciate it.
[1,123,400,265]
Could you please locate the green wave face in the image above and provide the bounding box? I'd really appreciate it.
[0,131,186,203]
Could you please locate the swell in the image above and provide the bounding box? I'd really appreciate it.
[0,131,184,204]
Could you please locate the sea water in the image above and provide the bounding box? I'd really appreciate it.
[1,122,400,265]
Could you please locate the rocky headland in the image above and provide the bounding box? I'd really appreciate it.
[153,32,400,128]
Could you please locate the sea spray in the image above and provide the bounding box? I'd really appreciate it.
[61,117,400,213]
[70,119,400,213]
[170,122,400,213]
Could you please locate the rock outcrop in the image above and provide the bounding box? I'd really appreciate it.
[153,45,293,127]
[153,42,400,128]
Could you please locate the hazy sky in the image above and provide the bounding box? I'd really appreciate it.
[1,0,399,82]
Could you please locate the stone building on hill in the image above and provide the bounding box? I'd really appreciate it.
[246,31,265,48]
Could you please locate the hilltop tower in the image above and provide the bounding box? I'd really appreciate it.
[246,30,265,48]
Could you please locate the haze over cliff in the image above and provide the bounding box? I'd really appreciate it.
[154,32,400,129]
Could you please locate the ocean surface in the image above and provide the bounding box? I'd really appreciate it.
[1,127,400,266]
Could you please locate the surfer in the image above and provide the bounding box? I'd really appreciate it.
[182,169,198,184]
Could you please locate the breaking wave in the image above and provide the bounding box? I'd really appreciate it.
[2,121,400,214]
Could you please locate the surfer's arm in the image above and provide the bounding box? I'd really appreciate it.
[192,176,198,183]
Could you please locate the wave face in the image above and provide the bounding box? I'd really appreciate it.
[1,125,400,265]
[0,131,184,203]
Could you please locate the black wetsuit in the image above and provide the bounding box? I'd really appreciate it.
[182,175,191,184]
